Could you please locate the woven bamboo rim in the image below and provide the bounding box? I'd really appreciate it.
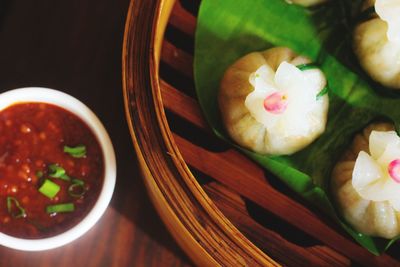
[122,0,279,266]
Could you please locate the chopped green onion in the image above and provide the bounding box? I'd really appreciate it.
[49,164,65,177]
[6,197,26,218]
[48,164,70,181]
[38,179,60,199]
[61,174,70,180]
[36,171,43,178]
[64,145,86,158]
[60,173,70,180]
[72,178,84,185]
[68,179,86,198]
[46,203,75,214]
[316,85,329,100]
[296,63,319,71]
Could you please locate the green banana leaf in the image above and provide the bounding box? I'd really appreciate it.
[194,0,400,255]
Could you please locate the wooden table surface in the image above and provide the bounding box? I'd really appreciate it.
[0,0,193,266]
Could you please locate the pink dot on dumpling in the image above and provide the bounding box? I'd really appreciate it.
[263,92,288,114]
[388,159,400,183]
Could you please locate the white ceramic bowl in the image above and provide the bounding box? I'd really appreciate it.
[0,87,116,251]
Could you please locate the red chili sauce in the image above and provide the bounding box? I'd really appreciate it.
[0,103,104,238]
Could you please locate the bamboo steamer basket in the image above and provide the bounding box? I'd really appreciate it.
[122,0,400,266]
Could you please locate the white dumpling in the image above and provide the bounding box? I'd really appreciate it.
[218,47,329,155]
[353,0,400,89]
[288,0,327,7]
[332,123,400,238]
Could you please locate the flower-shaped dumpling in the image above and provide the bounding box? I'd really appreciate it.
[353,0,400,89]
[218,47,329,155]
[332,123,400,238]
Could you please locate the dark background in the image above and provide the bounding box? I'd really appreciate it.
[0,1,192,266]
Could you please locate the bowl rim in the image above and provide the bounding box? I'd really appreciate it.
[0,87,116,251]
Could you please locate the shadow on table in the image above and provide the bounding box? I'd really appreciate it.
[111,152,193,266]
[0,0,12,29]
